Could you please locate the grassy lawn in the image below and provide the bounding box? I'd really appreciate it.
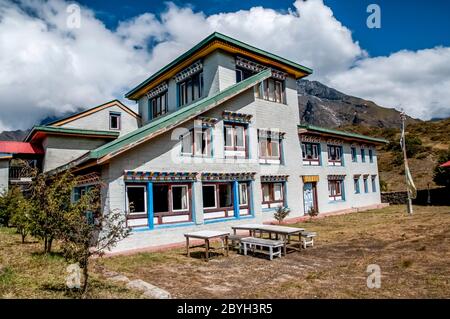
[100,205,450,299]
[1,205,449,298]
[0,227,140,298]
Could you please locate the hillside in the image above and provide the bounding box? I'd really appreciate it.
[340,118,450,191]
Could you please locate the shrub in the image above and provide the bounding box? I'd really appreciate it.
[273,206,291,224]
[379,179,388,192]
[307,207,319,220]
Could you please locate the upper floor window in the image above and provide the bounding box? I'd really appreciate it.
[150,91,168,120]
[178,72,203,107]
[351,147,357,162]
[369,149,374,163]
[180,127,212,157]
[259,134,281,163]
[255,78,286,104]
[302,142,320,166]
[327,145,342,166]
[236,66,255,82]
[361,148,366,163]
[224,123,247,158]
[109,112,121,130]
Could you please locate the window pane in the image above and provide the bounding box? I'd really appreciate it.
[194,130,203,155]
[239,183,248,206]
[153,185,169,213]
[127,186,146,213]
[271,140,280,158]
[202,185,216,208]
[110,115,120,129]
[236,69,243,82]
[224,126,233,147]
[275,81,282,103]
[235,126,245,147]
[219,184,232,208]
[181,132,193,154]
[274,183,283,201]
[259,139,268,157]
[172,186,188,211]
[262,184,270,202]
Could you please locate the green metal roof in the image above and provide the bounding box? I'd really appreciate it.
[87,69,271,161]
[298,124,388,144]
[125,32,313,99]
[25,126,120,142]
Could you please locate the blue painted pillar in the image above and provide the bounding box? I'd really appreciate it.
[233,181,240,219]
[147,182,154,229]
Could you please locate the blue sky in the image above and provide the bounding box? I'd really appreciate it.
[78,0,450,57]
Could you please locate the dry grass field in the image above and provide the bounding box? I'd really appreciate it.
[1,205,449,298]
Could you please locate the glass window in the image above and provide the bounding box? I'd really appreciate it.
[259,136,281,159]
[126,186,146,214]
[181,128,211,157]
[218,184,232,208]
[302,143,319,161]
[328,180,344,200]
[354,178,360,194]
[255,78,286,104]
[224,126,233,147]
[361,149,366,162]
[371,176,377,192]
[150,92,168,119]
[153,185,169,213]
[172,185,188,211]
[178,72,203,107]
[273,183,283,201]
[239,183,248,206]
[235,126,245,148]
[363,177,369,193]
[262,184,271,202]
[351,147,357,162]
[110,113,121,130]
[181,131,193,155]
[369,149,374,163]
[202,185,217,208]
[328,145,342,162]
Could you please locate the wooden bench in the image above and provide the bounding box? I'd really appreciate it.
[300,231,317,249]
[240,237,284,260]
[228,234,247,250]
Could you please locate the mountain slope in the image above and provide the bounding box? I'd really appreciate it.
[298,80,418,128]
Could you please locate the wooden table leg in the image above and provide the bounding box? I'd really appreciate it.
[186,237,190,257]
[225,236,229,256]
[283,235,287,255]
[205,239,210,261]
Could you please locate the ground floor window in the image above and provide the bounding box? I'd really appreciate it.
[153,183,191,224]
[363,176,369,193]
[126,185,148,228]
[371,175,377,192]
[354,176,360,194]
[261,182,284,208]
[328,180,344,201]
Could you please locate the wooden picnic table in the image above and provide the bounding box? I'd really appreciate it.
[184,230,230,261]
[231,224,305,255]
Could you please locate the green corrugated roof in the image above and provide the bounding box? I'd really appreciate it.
[298,124,388,144]
[25,126,120,142]
[88,69,272,160]
[125,32,313,99]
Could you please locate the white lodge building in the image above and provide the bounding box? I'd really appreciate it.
[0,33,387,252]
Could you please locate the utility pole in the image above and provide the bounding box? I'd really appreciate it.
[400,112,414,215]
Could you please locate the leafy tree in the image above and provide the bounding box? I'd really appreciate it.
[9,190,32,243]
[273,206,291,224]
[0,186,23,227]
[60,185,130,294]
[433,148,450,188]
[29,171,78,253]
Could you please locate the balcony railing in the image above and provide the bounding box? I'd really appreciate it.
[9,166,34,182]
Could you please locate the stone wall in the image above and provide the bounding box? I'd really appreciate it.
[381,187,450,206]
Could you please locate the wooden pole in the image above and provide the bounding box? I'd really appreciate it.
[401,112,413,215]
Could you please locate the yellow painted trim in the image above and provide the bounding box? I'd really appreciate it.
[302,175,320,183]
[52,101,139,127]
[128,40,309,100]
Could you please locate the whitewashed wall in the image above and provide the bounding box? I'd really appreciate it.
[0,159,9,195]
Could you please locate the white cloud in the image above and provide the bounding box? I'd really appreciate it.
[0,0,449,132]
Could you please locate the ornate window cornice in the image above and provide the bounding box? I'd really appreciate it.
[258,129,286,139]
[223,110,253,123]
[124,171,198,182]
[175,60,203,83]
[146,82,168,99]
[236,56,287,80]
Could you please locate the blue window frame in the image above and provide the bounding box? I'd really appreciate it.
[351,147,357,162]
[361,148,366,163]
[369,149,374,163]
[371,175,377,192]
[363,176,369,193]
[354,177,360,194]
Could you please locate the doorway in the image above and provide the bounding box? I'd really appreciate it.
[303,182,318,215]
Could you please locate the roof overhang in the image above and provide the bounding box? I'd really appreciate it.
[125,32,313,100]
[25,126,120,143]
[298,124,388,145]
[0,141,44,155]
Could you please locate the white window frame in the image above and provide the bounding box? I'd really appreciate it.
[126,185,147,215]
[238,183,248,207]
[109,113,121,130]
[202,184,217,209]
[171,185,189,212]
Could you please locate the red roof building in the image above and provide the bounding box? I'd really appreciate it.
[0,141,44,155]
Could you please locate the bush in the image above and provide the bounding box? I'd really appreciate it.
[0,187,23,227]
[433,148,450,188]
[273,206,291,224]
[307,207,319,219]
